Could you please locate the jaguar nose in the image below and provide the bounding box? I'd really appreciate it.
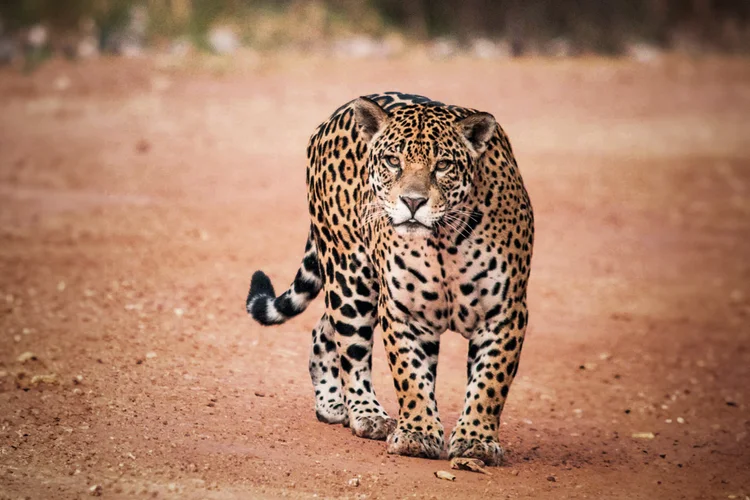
[400,195,428,216]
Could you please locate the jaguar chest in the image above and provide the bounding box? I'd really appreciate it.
[381,239,504,338]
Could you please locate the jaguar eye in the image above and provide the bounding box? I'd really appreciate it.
[384,155,401,170]
[435,160,453,172]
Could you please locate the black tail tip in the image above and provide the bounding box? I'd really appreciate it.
[248,271,275,302]
[246,271,278,324]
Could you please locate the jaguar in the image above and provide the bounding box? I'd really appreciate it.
[246,91,533,464]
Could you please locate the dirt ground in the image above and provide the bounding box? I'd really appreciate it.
[1,55,749,500]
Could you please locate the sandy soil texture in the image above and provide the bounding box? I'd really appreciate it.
[1,56,749,499]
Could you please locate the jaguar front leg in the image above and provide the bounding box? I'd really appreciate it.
[380,309,444,459]
[448,294,528,465]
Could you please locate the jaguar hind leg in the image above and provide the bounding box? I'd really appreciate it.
[309,314,347,425]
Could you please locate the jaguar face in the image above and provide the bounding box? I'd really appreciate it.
[354,98,497,236]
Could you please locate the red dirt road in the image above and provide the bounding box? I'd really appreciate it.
[1,56,749,499]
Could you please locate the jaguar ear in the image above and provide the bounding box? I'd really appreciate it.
[458,112,497,157]
[353,97,389,141]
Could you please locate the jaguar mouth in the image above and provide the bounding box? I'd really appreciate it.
[394,218,432,230]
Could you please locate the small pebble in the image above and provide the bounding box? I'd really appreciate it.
[31,373,58,385]
[89,484,102,496]
[17,352,37,363]
[632,432,655,439]
[547,475,556,482]
[434,471,456,481]
[348,477,360,487]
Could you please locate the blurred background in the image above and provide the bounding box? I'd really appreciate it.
[1,1,749,499]
[1,0,749,67]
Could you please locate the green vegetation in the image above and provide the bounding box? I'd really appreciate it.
[1,0,748,55]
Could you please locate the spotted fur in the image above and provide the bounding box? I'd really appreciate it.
[246,92,534,464]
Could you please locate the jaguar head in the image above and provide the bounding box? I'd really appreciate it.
[354,97,496,236]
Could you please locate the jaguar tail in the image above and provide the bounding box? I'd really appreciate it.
[246,226,323,325]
